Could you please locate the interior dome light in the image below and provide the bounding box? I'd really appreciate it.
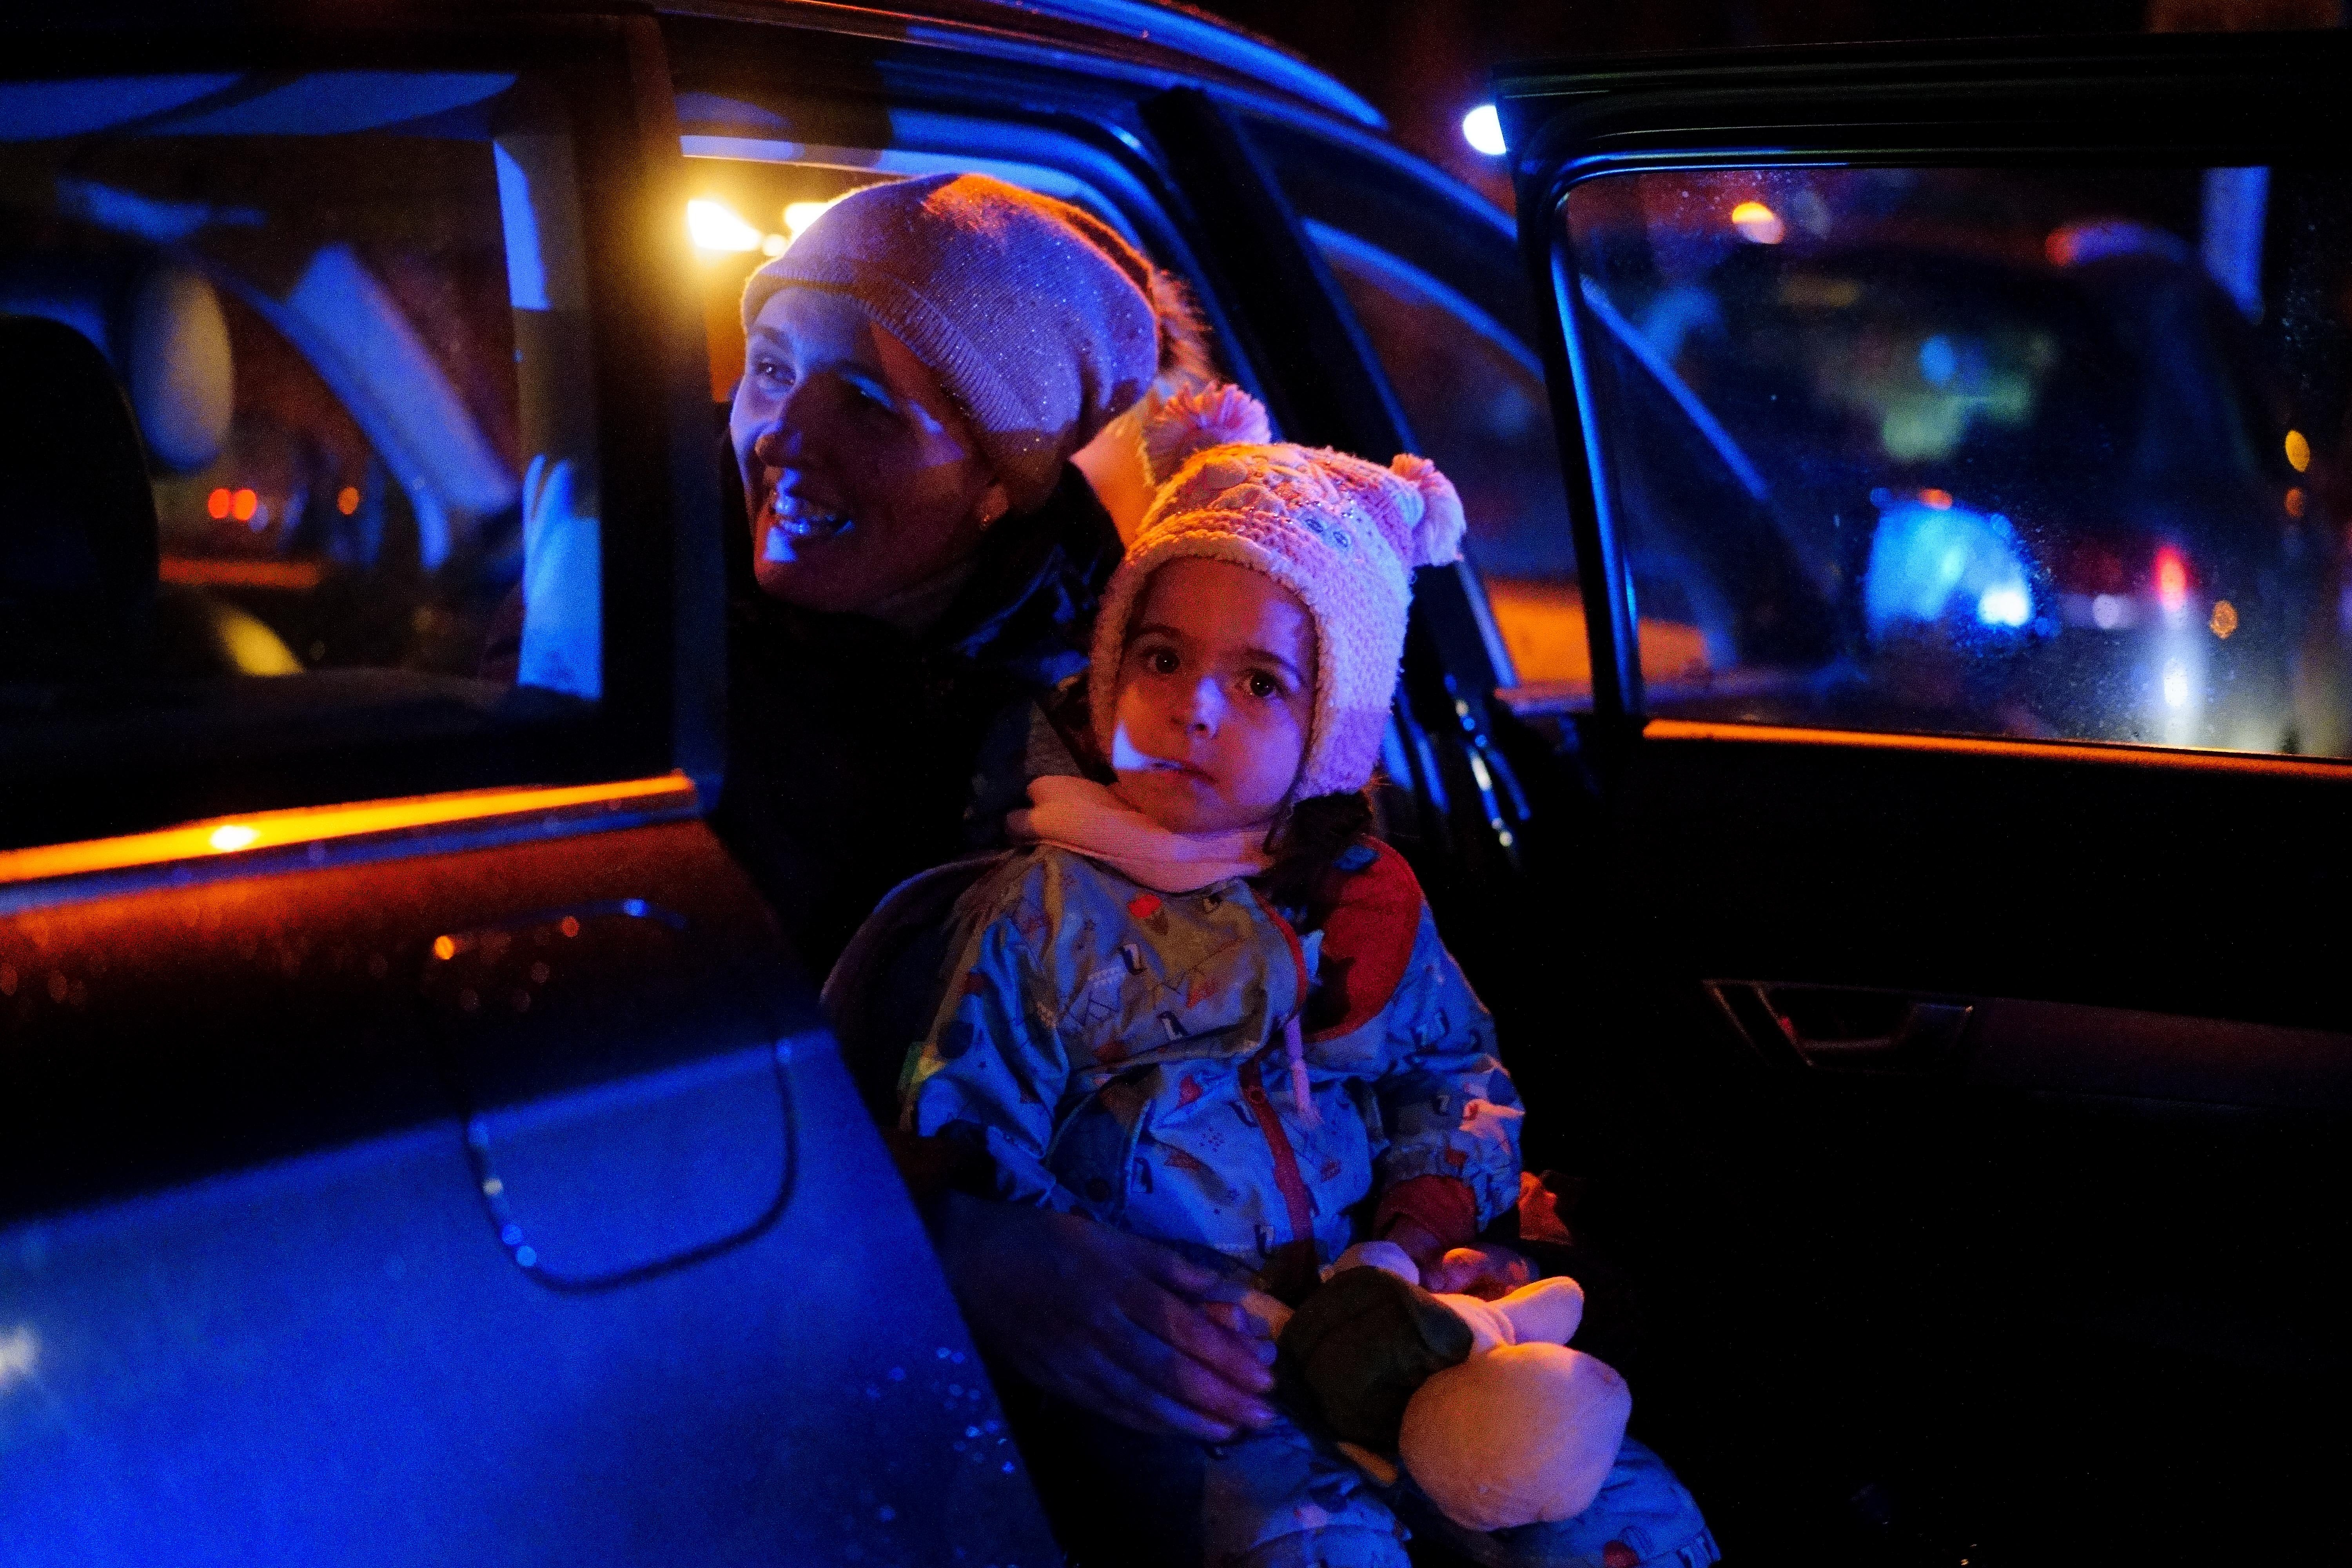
[1461,105,1505,157]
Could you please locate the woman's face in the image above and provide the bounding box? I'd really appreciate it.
[730,289,1010,614]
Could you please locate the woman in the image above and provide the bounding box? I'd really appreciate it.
[717,171,1182,965]
[715,172,1286,1455]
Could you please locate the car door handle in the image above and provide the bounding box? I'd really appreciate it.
[1707,981,1975,1073]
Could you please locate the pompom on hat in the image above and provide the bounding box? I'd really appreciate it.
[1090,385,1466,802]
[741,172,1177,513]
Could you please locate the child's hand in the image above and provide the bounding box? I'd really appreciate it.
[1423,1243,1537,1300]
[1378,1215,1451,1276]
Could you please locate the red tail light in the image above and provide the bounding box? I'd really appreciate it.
[2155,547,2189,612]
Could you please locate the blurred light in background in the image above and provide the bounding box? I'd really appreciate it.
[207,825,258,851]
[1863,492,2033,635]
[1461,104,1505,157]
[2155,546,2190,614]
[688,199,762,254]
[1731,201,1786,244]
[0,1326,35,1392]
[784,200,837,237]
[1977,584,2031,628]
[1919,334,1958,386]
[2286,428,2311,472]
[2162,661,2191,708]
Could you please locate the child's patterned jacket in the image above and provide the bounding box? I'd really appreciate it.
[901,836,1523,1269]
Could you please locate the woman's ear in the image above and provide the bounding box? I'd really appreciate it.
[973,478,1012,530]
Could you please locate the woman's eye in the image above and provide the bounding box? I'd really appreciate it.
[1147,648,1180,676]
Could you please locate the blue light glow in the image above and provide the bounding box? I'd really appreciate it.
[1864,495,2035,635]
[1976,584,2031,627]
[1462,105,1506,157]
[1919,334,1957,387]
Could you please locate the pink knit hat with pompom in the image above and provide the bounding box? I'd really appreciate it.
[1089,385,1466,802]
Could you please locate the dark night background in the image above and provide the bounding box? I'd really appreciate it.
[1185,0,2347,206]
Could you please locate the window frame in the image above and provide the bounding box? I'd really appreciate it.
[1240,110,1536,695]
[0,15,717,857]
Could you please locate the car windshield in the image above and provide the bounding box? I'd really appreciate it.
[1564,165,2352,757]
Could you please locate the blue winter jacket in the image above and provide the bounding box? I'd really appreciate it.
[901,837,1523,1271]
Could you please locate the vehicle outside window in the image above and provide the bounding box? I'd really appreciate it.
[1561,164,2352,755]
[0,69,603,845]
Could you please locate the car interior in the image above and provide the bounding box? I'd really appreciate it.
[5,13,2352,1567]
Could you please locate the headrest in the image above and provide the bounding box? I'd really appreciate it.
[0,260,234,475]
[0,315,159,680]
[119,265,234,474]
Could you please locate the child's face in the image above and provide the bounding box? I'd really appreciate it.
[1109,558,1315,836]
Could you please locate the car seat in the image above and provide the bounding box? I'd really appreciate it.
[0,314,162,682]
[822,853,1009,1122]
[0,311,303,686]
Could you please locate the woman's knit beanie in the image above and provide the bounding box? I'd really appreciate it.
[1089,385,1466,802]
[740,172,1171,514]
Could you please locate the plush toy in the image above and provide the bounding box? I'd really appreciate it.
[1247,1241,1633,1534]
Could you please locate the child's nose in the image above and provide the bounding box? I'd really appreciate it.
[1175,676,1223,733]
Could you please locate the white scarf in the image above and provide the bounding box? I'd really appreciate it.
[1007,775,1273,893]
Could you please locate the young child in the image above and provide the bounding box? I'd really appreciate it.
[901,387,1715,1568]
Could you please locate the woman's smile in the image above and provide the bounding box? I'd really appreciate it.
[760,481,853,553]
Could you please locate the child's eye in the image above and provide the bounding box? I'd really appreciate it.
[1245,670,1281,700]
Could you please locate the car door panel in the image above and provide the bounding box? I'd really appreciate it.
[0,811,1059,1566]
[1497,37,2352,1561]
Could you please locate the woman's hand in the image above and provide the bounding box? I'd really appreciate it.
[927,1192,1279,1441]
[1422,1242,1537,1300]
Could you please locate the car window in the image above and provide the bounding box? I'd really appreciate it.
[0,70,603,833]
[1249,119,1592,701]
[1562,164,2352,757]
